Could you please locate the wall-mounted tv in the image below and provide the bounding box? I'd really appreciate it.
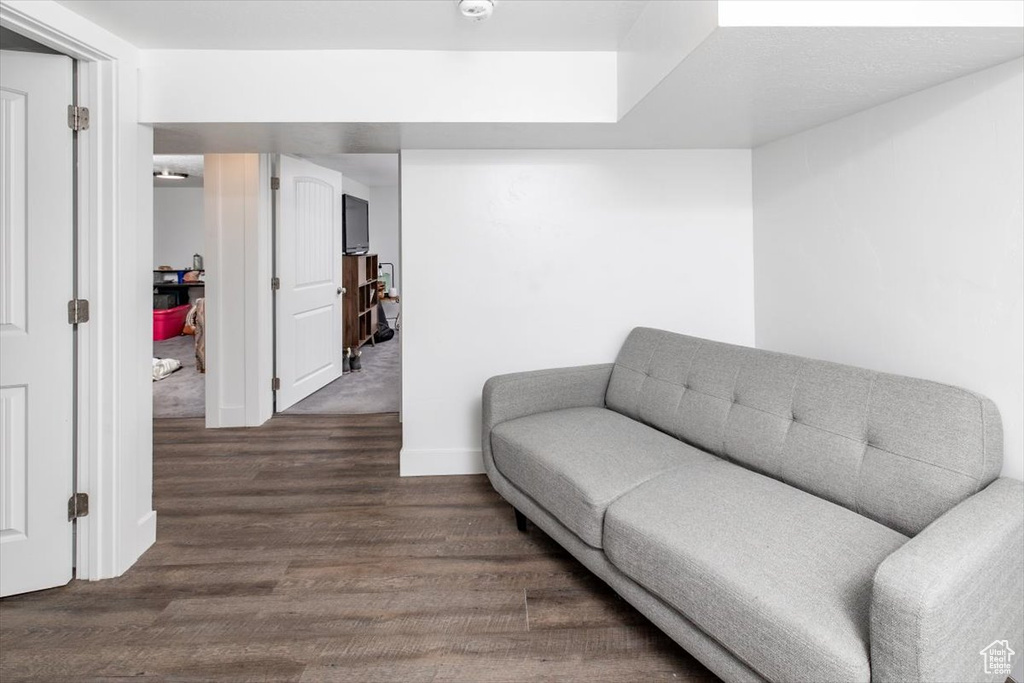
[343,194,369,254]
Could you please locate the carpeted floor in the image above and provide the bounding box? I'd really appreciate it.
[153,332,400,417]
[152,334,205,418]
[286,332,400,415]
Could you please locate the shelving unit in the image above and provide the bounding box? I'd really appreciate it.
[342,253,378,350]
[153,269,205,308]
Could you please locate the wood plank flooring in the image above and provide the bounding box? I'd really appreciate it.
[0,414,719,682]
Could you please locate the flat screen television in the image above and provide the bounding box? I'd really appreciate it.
[343,194,369,254]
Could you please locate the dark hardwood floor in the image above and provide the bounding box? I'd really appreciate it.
[0,414,719,682]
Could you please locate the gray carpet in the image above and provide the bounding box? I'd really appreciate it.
[286,333,400,415]
[153,334,205,418]
[152,332,400,418]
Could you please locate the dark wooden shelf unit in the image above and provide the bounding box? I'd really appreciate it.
[153,269,205,307]
[343,253,378,350]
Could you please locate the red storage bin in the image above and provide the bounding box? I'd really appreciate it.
[153,304,191,341]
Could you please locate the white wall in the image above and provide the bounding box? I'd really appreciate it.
[753,57,1024,481]
[153,187,204,269]
[401,149,754,475]
[140,50,616,124]
[342,177,369,200]
[616,1,717,117]
[370,185,400,293]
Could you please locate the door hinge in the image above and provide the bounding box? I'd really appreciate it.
[271,277,281,291]
[68,493,89,521]
[270,177,280,190]
[272,377,281,391]
[67,105,90,131]
[67,299,90,324]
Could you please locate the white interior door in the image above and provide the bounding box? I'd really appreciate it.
[275,156,344,411]
[0,50,75,596]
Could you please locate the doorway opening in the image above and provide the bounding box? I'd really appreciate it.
[145,150,401,426]
[277,153,401,417]
[150,155,206,419]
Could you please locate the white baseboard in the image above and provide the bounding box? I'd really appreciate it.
[400,448,484,477]
[131,510,157,569]
[137,510,157,548]
[208,405,247,429]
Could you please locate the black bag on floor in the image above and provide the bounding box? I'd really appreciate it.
[374,303,395,343]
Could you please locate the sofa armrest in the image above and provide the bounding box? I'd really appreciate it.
[871,477,1024,683]
[481,364,614,461]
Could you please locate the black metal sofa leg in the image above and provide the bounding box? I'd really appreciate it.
[514,507,529,533]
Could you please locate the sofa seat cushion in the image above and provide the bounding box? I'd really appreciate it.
[604,462,908,683]
[490,407,715,548]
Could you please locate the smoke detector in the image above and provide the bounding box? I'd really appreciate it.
[458,0,494,21]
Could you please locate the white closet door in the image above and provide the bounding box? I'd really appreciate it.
[0,50,75,596]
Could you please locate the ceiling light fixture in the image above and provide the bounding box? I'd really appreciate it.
[458,0,494,21]
[153,171,189,180]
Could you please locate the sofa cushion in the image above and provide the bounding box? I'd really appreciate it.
[490,407,715,548]
[604,462,908,683]
[605,327,1002,536]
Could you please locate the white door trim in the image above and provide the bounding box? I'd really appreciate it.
[203,154,274,428]
[0,1,156,580]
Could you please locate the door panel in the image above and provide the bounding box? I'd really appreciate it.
[0,50,75,596]
[275,157,344,411]
[1,387,28,539]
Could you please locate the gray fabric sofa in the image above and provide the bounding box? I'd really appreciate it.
[482,327,1024,683]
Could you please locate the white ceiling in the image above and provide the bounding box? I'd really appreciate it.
[153,154,204,187]
[298,154,399,187]
[153,28,1024,152]
[56,0,647,51]
[59,0,1022,152]
[617,26,1024,147]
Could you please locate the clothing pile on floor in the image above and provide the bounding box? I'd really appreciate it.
[152,357,181,381]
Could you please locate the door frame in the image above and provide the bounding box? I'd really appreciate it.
[1,2,156,580]
[203,153,274,428]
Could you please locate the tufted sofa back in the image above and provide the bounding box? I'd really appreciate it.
[605,328,1003,536]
